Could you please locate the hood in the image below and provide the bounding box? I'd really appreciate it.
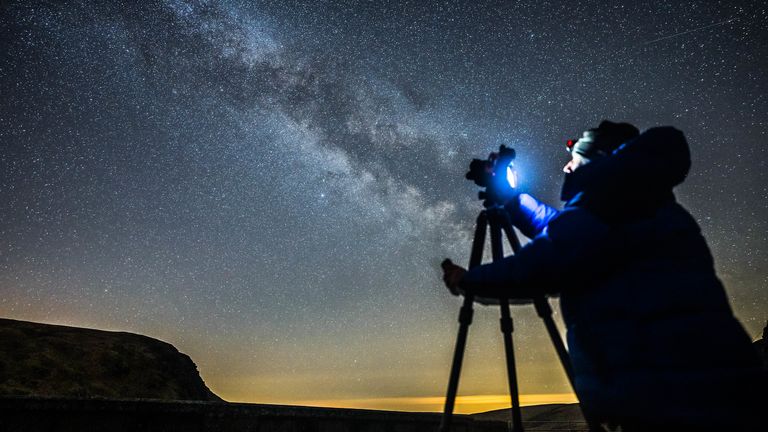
[561,126,691,220]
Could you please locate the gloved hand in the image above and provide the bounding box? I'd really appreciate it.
[440,258,499,306]
[441,258,529,306]
[441,259,467,296]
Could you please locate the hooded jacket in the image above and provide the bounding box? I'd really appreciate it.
[461,127,764,428]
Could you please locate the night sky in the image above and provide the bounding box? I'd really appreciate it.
[1,0,766,413]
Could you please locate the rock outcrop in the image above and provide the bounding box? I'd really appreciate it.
[0,318,220,401]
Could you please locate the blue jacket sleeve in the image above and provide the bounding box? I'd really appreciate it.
[504,193,560,238]
[460,207,612,299]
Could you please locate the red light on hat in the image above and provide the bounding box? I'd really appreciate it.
[566,139,575,149]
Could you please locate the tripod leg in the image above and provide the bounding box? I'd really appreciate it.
[499,299,524,432]
[468,212,488,270]
[490,213,525,432]
[439,295,473,432]
[533,299,575,385]
[499,216,522,253]
[440,211,488,432]
[498,212,572,380]
[533,299,606,432]
[498,211,605,431]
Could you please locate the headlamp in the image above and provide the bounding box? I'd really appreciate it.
[566,139,576,152]
[506,162,517,189]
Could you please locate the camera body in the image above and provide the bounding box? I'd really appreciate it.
[465,145,517,207]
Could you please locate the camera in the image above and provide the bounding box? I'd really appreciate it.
[465,144,517,206]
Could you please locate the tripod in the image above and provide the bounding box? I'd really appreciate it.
[439,205,602,432]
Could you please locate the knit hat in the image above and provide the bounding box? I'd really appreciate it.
[566,120,640,159]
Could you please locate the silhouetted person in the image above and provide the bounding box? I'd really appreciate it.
[443,121,765,431]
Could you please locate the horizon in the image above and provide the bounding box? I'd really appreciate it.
[2,0,766,414]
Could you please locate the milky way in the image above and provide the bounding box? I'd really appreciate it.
[1,0,766,412]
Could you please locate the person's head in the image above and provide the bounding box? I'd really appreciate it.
[563,121,640,173]
[563,151,590,174]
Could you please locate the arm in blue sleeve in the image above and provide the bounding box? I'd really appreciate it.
[504,193,560,238]
[460,207,612,300]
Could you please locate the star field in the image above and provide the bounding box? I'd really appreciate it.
[1,0,766,412]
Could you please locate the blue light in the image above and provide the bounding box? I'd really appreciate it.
[506,162,517,189]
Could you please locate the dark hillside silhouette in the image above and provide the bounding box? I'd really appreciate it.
[0,318,220,401]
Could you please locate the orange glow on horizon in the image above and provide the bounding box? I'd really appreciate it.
[246,393,579,414]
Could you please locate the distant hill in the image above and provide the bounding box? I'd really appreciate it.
[473,403,588,431]
[0,318,220,401]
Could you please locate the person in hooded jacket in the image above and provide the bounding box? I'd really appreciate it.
[442,121,765,431]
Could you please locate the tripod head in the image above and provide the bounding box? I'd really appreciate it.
[465,145,518,207]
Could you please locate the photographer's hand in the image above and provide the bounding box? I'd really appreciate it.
[441,259,467,296]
